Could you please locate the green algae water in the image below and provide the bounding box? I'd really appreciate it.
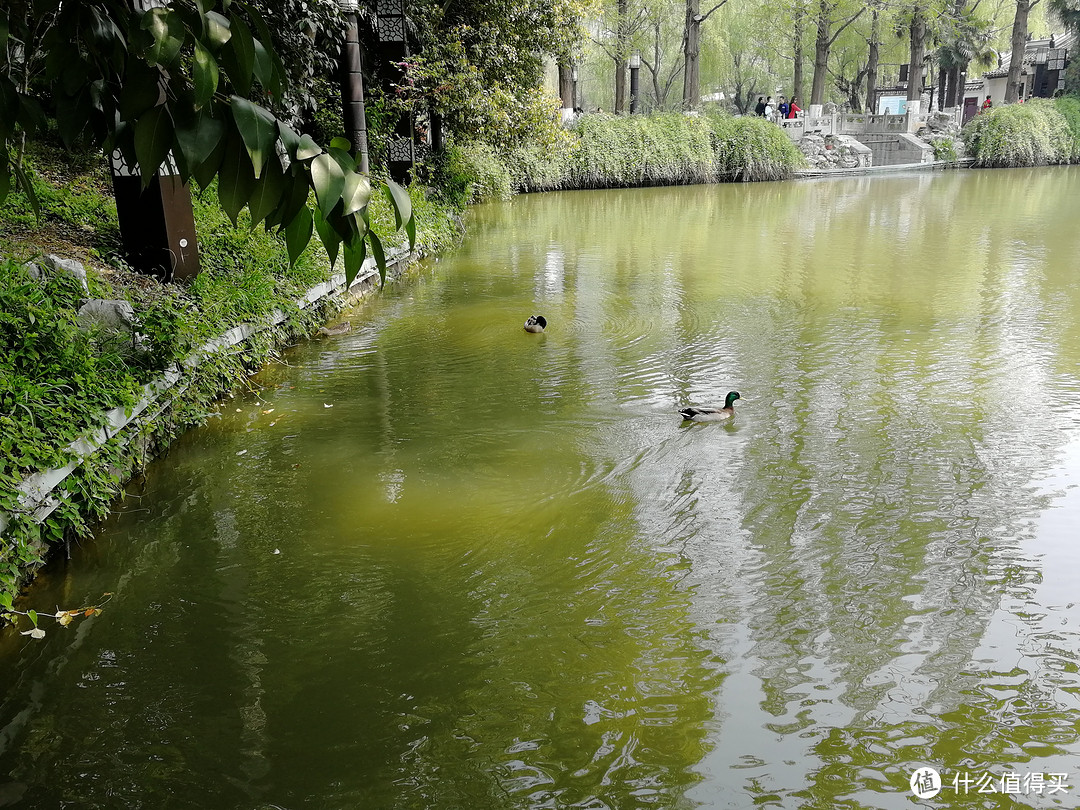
[3,168,1080,808]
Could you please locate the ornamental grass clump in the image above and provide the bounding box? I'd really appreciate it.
[963,100,1073,167]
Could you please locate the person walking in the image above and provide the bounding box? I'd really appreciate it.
[787,97,802,118]
[764,96,774,120]
[778,96,790,121]
[981,95,993,112]
[754,96,766,116]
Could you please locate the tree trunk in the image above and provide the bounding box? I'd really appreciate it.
[865,9,879,112]
[810,0,830,105]
[938,67,946,109]
[683,0,701,109]
[792,3,807,104]
[907,7,925,102]
[561,61,578,109]
[614,0,630,112]
[1006,0,1034,103]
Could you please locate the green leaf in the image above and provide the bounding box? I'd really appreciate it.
[367,230,387,287]
[221,13,255,97]
[192,133,227,189]
[141,7,185,67]
[230,96,276,178]
[296,133,321,161]
[277,121,301,158]
[266,166,311,230]
[383,178,413,231]
[310,153,345,218]
[247,153,284,227]
[117,60,163,121]
[344,238,367,288]
[330,136,353,152]
[244,5,285,98]
[341,172,371,217]
[217,131,256,225]
[0,153,9,205]
[174,108,225,175]
[134,105,174,181]
[27,609,37,627]
[12,154,39,219]
[405,216,416,252]
[327,146,356,174]
[193,42,219,110]
[0,77,17,140]
[204,10,233,50]
[284,205,314,265]
[0,592,12,611]
[313,207,340,270]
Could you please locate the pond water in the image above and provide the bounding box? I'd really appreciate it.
[3,168,1080,809]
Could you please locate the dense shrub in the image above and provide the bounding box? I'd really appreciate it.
[1053,95,1080,162]
[963,99,1073,167]
[707,113,806,181]
[440,142,513,204]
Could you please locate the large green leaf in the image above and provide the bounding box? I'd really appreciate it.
[295,133,321,161]
[192,134,227,189]
[243,3,285,99]
[266,166,311,231]
[117,60,163,121]
[174,107,225,175]
[220,12,255,97]
[341,172,371,217]
[228,96,274,178]
[383,178,413,231]
[247,153,285,227]
[141,7,184,67]
[192,42,219,110]
[204,10,232,50]
[313,207,340,270]
[134,105,174,180]
[284,205,314,266]
[330,136,352,152]
[217,131,256,225]
[277,121,301,158]
[344,237,367,288]
[310,152,345,218]
[230,96,276,178]
[367,230,388,287]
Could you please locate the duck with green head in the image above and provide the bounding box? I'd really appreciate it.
[679,391,741,422]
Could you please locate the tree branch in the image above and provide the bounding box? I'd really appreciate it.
[700,0,730,25]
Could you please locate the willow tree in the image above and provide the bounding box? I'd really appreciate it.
[1005,0,1041,103]
[809,0,864,105]
[683,0,729,108]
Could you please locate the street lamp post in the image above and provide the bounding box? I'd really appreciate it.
[376,0,413,184]
[629,52,641,114]
[338,0,370,173]
[572,67,579,111]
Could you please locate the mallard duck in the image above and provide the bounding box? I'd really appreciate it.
[524,315,547,333]
[317,321,351,337]
[679,391,741,422]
